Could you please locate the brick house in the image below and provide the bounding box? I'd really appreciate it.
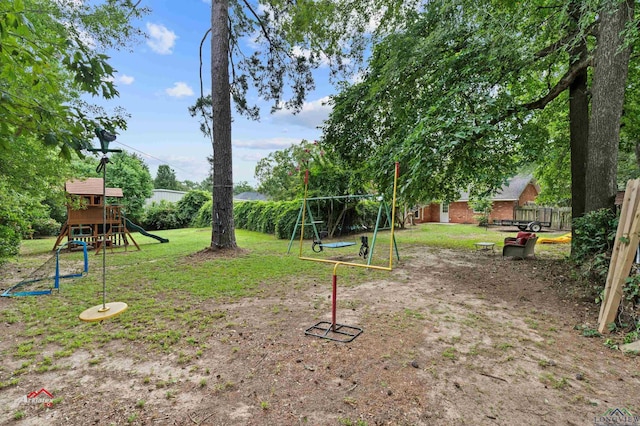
[415,175,540,224]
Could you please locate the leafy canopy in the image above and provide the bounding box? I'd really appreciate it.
[321,0,618,205]
[0,0,148,158]
[255,140,367,201]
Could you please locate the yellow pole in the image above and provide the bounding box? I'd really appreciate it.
[299,257,392,271]
[388,162,399,270]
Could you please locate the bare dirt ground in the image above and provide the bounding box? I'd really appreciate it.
[1,243,639,425]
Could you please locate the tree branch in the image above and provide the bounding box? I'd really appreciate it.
[535,21,597,59]
[522,55,590,110]
[483,54,590,128]
[240,0,274,46]
[199,28,212,100]
[125,0,143,20]
[198,27,213,139]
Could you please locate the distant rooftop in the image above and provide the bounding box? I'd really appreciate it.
[457,175,536,202]
[234,191,268,201]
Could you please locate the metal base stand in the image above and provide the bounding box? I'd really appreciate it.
[305,273,363,343]
[305,321,363,343]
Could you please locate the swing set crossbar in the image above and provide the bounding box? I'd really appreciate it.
[301,194,377,201]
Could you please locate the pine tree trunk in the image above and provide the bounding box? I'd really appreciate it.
[585,0,634,213]
[210,0,237,249]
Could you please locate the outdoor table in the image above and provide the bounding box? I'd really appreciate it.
[474,242,495,254]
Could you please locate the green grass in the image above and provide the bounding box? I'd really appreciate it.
[1,224,570,373]
[396,223,570,252]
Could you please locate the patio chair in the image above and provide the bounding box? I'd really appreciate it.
[502,232,538,260]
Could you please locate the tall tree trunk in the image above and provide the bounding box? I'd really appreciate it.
[585,0,634,213]
[568,2,589,222]
[568,1,590,256]
[210,0,237,249]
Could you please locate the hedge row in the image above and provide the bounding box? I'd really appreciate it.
[225,199,383,239]
[234,200,302,239]
[192,199,304,239]
[157,197,386,240]
[144,190,211,230]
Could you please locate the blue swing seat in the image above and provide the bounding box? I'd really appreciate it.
[320,242,356,249]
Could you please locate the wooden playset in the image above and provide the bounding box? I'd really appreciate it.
[53,178,140,253]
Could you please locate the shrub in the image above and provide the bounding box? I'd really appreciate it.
[572,208,617,261]
[233,201,253,229]
[275,201,309,239]
[259,203,280,234]
[246,202,267,232]
[571,208,617,286]
[469,197,492,227]
[571,208,640,335]
[30,218,61,238]
[0,223,20,265]
[144,201,180,230]
[193,200,213,228]
[233,201,281,235]
[176,190,211,227]
[0,187,25,265]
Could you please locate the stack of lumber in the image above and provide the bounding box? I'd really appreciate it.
[598,179,640,333]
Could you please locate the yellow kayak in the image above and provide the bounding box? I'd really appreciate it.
[538,233,572,244]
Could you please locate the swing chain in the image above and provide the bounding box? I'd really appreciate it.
[359,236,369,259]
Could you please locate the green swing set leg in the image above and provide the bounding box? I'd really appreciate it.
[287,201,322,254]
[286,205,304,254]
[368,201,400,265]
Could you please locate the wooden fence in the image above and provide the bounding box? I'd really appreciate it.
[514,206,572,230]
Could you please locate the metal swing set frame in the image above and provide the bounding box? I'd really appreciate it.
[294,163,401,342]
[287,195,399,266]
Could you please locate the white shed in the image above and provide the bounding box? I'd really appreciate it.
[145,189,187,206]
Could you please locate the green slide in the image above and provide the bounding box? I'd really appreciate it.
[125,218,169,243]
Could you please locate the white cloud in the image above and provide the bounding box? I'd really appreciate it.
[238,152,269,162]
[165,82,194,98]
[117,74,135,85]
[233,137,300,150]
[146,23,177,55]
[102,73,135,85]
[272,96,332,130]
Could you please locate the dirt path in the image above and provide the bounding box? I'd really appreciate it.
[1,246,638,425]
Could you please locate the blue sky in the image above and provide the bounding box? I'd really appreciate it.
[98,0,336,186]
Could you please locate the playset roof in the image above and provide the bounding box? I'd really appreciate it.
[65,178,123,197]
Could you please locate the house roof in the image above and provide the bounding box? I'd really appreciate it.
[65,178,123,197]
[457,175,537,202]
[233,191,268,201]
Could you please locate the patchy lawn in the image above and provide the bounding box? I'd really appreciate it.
[0,226,637,425]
